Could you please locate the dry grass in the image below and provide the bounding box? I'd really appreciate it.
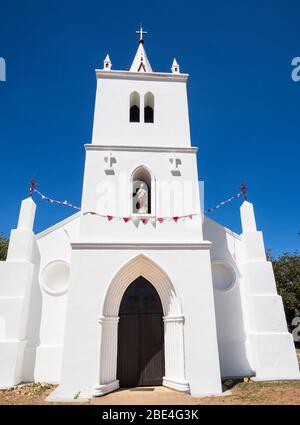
[0,383,90,405]
[196,346,300,405]
[196,379,300,405]
[0,383,56,405]
[0,348,299,405]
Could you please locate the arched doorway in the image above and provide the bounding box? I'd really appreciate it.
[93,254,189,397]
[117,276,165,387]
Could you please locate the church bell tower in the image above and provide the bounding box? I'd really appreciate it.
[81,26,204,235]
[1,27,298,402]
[57,27,222,399]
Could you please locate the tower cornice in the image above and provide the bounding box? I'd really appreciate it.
[85,145,198,153]
[95,69,189,82]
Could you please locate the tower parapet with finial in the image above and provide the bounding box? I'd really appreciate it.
[130,25,152,72]
[93,26,190,148]
[171,58,180,74]
[103,54,112,71]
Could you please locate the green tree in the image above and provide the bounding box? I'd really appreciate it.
[268,251,300,326]
[0,232,8,261]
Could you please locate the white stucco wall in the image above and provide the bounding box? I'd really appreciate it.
[203,217,254,377]
[92,72,191,148]
[81,148,201,221]
[33,214,80,383]
[54,246,222,399]
[24,210,256,390]
[1,41,298,397]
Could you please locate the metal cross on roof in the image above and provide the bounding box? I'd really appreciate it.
[240,182,248,201]
[136,24,148,43]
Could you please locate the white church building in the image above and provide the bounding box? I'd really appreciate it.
[0,29,299,400]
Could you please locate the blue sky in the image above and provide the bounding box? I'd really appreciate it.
[0,0,299,256]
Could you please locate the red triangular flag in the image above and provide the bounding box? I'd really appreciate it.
[107,215,113,221]
[173,217,179,223]
[188,214,193,220]
[123,217,129,223]
[157,217,164,223]
[141,218,148,225]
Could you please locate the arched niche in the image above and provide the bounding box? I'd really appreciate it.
[131,165,154,215]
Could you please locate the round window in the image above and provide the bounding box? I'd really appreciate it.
[212,261,236,291]
[41,260,70,295]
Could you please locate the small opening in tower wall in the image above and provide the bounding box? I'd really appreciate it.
[144,92,154,123]
[130,91,140,122]
[130,105,140,122]
[144,106,154,123]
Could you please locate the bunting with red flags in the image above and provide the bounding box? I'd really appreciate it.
[29,179,246,224]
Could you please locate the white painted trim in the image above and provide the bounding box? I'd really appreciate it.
[163,377,190,393]
[70,242,212,250]
[93,380,120,397]
[95,69,189,82]
[98,316,119,324]
[163,315,185,323]
[36,212,81,240]
[102,253,182,317]
[85,144,198,153]
[204,216,241,240]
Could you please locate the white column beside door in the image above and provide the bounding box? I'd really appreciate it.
[93,316,119,396]
[94,314,190,396]
[163,315,190,393]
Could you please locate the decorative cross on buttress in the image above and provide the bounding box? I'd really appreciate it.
[169,154,181,175]
[170,154,180,170]
[240,182,248,200]
[29,177,37,197]
[104,153,115,174]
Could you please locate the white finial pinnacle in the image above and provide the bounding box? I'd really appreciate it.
[240,201,257,233]
[130,38,152,72]
[103,54,112,70]
[171,58,180,74]
[17,197,36,231]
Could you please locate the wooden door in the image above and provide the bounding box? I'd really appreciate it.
[117,276,165,387]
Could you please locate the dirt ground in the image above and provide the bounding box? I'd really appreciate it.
[197,379,300,405]
[0,348,299,405]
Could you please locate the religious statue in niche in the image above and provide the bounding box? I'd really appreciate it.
[133,182,149,214]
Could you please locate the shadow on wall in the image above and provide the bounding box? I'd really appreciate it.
[203,216,253,378]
